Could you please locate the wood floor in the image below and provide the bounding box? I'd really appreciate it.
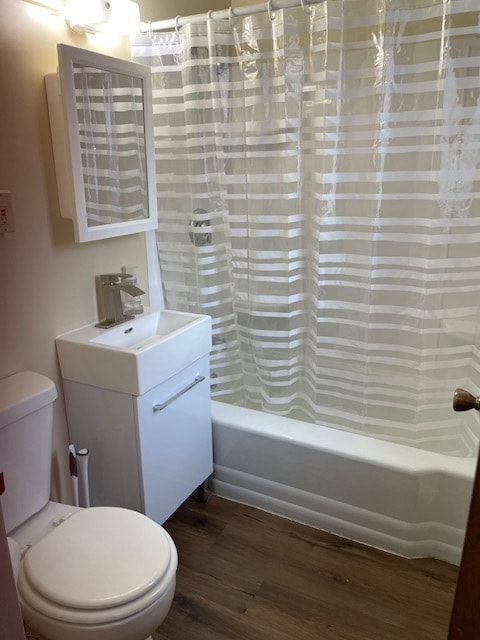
[154,496,459,640]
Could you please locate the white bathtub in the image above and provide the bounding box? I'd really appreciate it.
[210,400,476,565]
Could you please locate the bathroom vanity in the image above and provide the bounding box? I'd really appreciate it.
[56,309,213,524]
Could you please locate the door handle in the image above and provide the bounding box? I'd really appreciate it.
[153,375,205,413]
[453,388,480,412]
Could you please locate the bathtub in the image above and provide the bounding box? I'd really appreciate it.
[210,400,476,565]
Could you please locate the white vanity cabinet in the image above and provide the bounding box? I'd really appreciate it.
[63,355,212,524]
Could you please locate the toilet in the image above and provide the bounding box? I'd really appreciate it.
[0,371,177,640]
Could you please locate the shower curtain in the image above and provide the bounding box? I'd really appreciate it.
[132,0,480,456]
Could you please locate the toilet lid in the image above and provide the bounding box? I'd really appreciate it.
[22,507,172,610]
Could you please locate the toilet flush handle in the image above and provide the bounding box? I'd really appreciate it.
[453,388,480,412]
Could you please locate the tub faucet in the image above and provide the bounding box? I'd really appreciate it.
[95,273,145,329]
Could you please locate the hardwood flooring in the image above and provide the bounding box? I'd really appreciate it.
[154,496,459,640]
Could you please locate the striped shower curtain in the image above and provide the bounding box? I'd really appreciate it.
[133,0,480,456]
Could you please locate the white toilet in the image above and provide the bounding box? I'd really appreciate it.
[0,371,178,640]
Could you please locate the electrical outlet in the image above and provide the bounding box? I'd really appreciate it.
[0,190,15,234]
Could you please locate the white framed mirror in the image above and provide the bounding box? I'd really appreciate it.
[45,44,158,242]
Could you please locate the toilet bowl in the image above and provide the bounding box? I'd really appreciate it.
[12,506,177,640]
[0,372,178,640]
[10,504,177,640]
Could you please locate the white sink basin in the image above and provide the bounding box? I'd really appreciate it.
[56,308,212,395]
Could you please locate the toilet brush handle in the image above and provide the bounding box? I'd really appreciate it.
[69,444,79,507]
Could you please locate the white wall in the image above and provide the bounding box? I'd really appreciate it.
[0,0,226,503]
[139,0,229,22]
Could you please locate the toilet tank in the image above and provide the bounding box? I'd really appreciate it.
[0,372,57,534]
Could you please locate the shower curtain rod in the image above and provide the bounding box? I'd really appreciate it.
[140,0,323,33]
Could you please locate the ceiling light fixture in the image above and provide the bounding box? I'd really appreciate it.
[64,0,139,34]
[24,0,140,35]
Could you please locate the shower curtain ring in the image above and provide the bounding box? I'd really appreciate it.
[267,0,274,21]
[228,6,235,27]
[174,15,182,34]
[207,9,213,20]
[147,21,153,39]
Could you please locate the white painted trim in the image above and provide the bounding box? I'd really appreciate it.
[211,467,464,565]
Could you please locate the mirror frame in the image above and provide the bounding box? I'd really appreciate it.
[46,44,158,243]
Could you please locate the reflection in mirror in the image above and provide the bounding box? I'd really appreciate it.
[73,63,148,227]
[45,44,157,242]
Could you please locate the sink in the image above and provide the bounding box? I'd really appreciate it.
[89,310,201,349]
[56,308,212,395]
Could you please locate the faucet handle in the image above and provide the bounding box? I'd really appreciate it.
[99,273,133,284]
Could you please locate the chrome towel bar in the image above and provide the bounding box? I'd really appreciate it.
[153,375,205,412]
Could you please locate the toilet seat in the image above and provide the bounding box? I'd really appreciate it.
[17,507,176,625]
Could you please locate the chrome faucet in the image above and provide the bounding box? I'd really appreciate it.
[95,273,145,329]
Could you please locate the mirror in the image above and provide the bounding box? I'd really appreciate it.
[45,44,157,242]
